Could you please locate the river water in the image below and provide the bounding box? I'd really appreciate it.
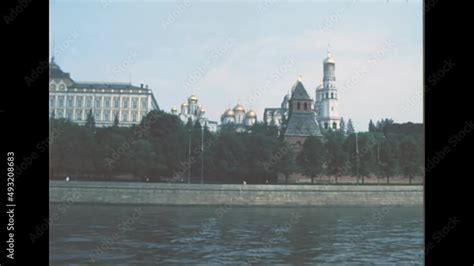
[50,204,423,265]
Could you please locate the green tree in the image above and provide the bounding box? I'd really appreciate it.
[399,136,419,184]
[378,137,398,184]
[85,109,95,130]
[346,118,355,135]
[324,131,346,183]
[297,136,326,184]
[272,141,297,184]
[369,119,376,132]
[113,113,119,127]
[357,133,377,183]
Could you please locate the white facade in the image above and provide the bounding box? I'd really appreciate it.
[315,50,341,130]
[49,58,158,127]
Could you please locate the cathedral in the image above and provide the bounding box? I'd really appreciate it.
[172,94,218,132]
[220,102,257,132]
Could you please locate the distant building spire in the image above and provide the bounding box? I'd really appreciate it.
[51,34,56,63]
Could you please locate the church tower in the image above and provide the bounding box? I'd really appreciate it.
[316,49,340,130]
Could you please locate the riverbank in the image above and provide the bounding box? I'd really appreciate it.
[49,181,423,206]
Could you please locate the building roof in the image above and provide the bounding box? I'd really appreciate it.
[284,112,322,137]
[72,82,144,90]
[291,80,311,101]
[49,57,72,80]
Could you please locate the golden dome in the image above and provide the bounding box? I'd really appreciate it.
[245,110,257,119]
[233,103,245,113]
[171,106,177,111]
[324,50,335,64]
[188,94,198,102]
[223,108,235,117]
[181,102,188,107]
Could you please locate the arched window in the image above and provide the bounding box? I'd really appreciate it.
[332,122,337,129]
[331,93,334,98]
[325,93,328,99]
[304,102,307,110]
[324,122,329,129]
[297,102,300,110]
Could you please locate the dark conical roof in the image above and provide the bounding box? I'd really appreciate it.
[291,80,311,101]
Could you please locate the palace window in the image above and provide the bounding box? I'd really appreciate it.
[297,102,301,110]
[331,93,334,99]
[85,96,92,108]
[76,110,83,121]
[104,97,111,108]
[67,96,74,107]
[57,96,64,107]
[122,97,129,108]
[49,96,55,108]
[131,111,138,122]
[76,96,83,107]
[114,97,120,108]
[141,97,148,109]
[325,93,328,99]
[332,122,337,129]
[95,97,102,108]
[66,110,73,120]
[132,97,138,109]
[113,110,120,121]
[94,110,101,121]
[57,109,64,118]
[304,102,308,110]
[122,111,128,122]
[103,110,110,122]
[324,122,329,129]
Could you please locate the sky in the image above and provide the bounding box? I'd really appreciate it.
[50,0,423,131]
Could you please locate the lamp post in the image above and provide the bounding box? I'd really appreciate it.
[201,123,204,184]
[188,128,192,184]
[355,131,359,184]
[377,141,380,183]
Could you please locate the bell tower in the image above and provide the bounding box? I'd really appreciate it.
[317,47,340,131]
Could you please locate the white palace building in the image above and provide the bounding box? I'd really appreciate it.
[49,57,159,127]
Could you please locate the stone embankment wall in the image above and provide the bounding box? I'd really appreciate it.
[49,181,423,206]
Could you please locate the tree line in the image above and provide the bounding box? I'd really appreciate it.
[49,110,423,184]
